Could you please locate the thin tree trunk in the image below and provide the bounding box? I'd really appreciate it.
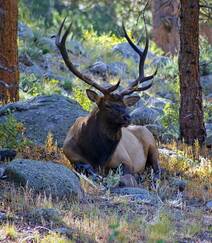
[0,0,19,103]
[179,0,206,145]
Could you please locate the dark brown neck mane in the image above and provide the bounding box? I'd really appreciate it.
[77,107,122,168]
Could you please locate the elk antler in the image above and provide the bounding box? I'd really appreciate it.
[119,17,157,96]
[55,17,120,95]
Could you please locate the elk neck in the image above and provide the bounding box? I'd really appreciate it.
[78,107,122,168]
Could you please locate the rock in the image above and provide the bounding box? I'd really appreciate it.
[145,124,164,139]
[18,22,34,40]
[0,212,6,222]
[206,135,212,147]
[20,63,45,77]
[146,96,171,110]
[203,215,212,226]
[206,200,212,210]
[119,174,138,187]
[0,95,87,146]
[89,61,107,75]
[0,149,16,162]
[54,227,74,238]
[107,62,127,77]
[112,42,155,63]
[19,53,34,67]
[130,107,161,125]
[4,159,83,199]
[36,37,57,53]
[152,56,170,67]
[111,187,158,205]
[201,74,212,96]
[170,178,187,192]
[67,39,86,56]
[26,208,62,224]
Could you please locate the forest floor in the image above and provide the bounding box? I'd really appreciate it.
[0,142,211,242]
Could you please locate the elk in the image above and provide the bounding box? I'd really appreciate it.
[55,18,160,184]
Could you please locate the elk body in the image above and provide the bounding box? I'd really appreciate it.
[56,18,160,181]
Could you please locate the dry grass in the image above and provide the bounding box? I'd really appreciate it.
[0,135,211,242]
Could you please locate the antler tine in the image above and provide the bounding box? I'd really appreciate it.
[55,18,120,95]
[119,16,157,97]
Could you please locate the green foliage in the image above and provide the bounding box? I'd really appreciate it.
[72,86,93,111]
[20,74,61,99]
[200,37,212,76]
[147,213,174,242]
[204,101,212,123]
[161,103,179,136]
[82,29,125,64]
[0,113,30,150]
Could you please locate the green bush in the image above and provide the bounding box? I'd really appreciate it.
[0,113,30,150]
[72,85,93,111]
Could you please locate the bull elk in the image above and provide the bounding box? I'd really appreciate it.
[55,17,160,184]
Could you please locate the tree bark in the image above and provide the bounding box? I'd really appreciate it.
[179,0,206,145]
[151,0,180,55]
[0,0,19,103]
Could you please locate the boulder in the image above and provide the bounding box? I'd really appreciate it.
[152,56,170,67]
[107,62,127,77]
[18,22,34,40]
[130,107,161,125]
[206,201,212,210]
[36,37,57,53]
[67,39,86,56]
[89,61,107,75]
[4,159,83,199]
[0,95,87,146]
[201,74,212,96]
[26,208,62,224]
[111,187,158,205]
[112,42,155,63]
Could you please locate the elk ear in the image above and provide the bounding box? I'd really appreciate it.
[123,95,140,107]
[86,89,99,103]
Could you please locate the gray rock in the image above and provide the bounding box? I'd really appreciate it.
[206,201,212,210]
[0,95,87,146]
[112,42,155,63]
[111,187,158,205]
[27,208,62,224]
[89,61,107,75]
[36,37,57,52]
[67,39,86,56]
[201,74,212,96]
[152,56,170,67]
[170,178,187,192]
[5,159,83,199]
[0,212,6,222]
[107,62,127,77]
[146,96,171,110]
[54,227,74,238]
[145,124,164,139]
[20,63,45,77]
[206,135,212,147]
[18,22,34,40]
[130,107,161,125]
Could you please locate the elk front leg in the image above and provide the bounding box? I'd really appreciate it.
[146,146,161,182]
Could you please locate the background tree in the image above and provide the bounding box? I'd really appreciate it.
[179,0,206,146]
[151,0,180,55]
[0,0,19,103]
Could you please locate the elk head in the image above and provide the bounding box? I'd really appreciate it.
[55,17,157,128]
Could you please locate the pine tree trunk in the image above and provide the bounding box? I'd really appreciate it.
[0,0,19,103]
[179,0,206,145]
